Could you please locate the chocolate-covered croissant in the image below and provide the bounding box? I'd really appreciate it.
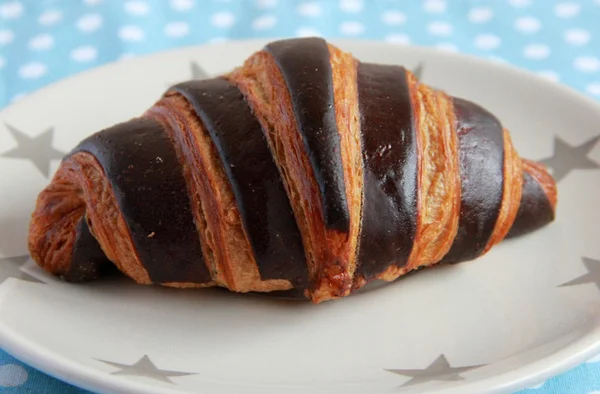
[28,38,557,303]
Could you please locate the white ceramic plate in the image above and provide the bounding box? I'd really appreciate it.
[1,39,600,394]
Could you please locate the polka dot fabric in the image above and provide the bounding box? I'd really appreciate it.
[0,0,597,107]
[0,0,599,392]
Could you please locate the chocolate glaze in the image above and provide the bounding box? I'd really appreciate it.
[265,37,350,233]
[440,98,505,264]
[70,117,211,284]
[64,216,111,282]
[507,172,554,238]
[355,63,417,279]
[172,78,308,289]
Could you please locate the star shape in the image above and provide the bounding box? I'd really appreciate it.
[539,135,600,182]
[1,123,64,178]
[412,62,424,80]
[190,61,209,80]
[95,355,196,384]
[559,257,600,291]
[0,255,43,284]
[385,354,485,387]
[168,61,209,88]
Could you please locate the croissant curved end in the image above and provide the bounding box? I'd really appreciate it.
[27,37,557,304]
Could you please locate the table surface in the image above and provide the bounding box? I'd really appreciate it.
[0,0,599,392]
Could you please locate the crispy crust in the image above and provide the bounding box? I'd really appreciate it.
[316,44,362,301]
[378,74,461,281]
[149,95,292,293]
[144,102,222,286]
[28,153,151,284]
[483,129,524,253]
[28,39,559,302]
[226,48,362,303]
[227,52,319,293]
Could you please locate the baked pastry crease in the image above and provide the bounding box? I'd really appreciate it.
[28,38,557,303]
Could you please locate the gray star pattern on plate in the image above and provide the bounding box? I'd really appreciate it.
[1,123,64,178]
[0,255,43,284]
[559,257,600,290]
[168,61,209,87]
[385,354,486,387]
[539,135,600,182]
[412,62,424,80]
[190,61,209,80]
[95,355,196,384]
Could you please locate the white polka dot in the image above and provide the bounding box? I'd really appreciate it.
[38,10,62,26]
[474,34,501,50]
[297,2,321,17]
[435,43,458,52]
[170,0,195,11]
[537,70,560,82]
[340,21,364,36]
[70,46,98,62]
[427,21,453,36]
[119,25,145,42]
[0,1,23,19]
[381,11,406,25]
[124,1,150,15]
[514,17,541,33]
[339,0,363,13]
[0,56,6,69]
[468,7,493,24]
[385,33,410,45]
[585,82,600,96]
[0,30,14,45]
[295,27,321,37]
[77,13,103,32]
[211,12,235,28]
[255,0,277,8]
[19,62,46,79]
[164,21,189,38]
[0,364,28,387]
[423,0,446,13]
[28,34,54,51]
[83,0,104,5]
[574,56,600,72]
[523,44,551,60]
[252,15,277,30]
[509,0,531,7]
[587,352,600,363]
[554,2,580,18]
[564,28,590,46]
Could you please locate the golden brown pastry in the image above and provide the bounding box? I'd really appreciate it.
[27,38,557,304]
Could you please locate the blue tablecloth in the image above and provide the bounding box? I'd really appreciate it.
[0,0,599,392]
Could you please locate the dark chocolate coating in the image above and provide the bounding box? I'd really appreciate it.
[355,63,417,279]
[70,118,211,284]
[173,78,308,289]
[507,172,554,238]
[64,216,110,282]
[266,37,350,233]
[440,98,505,264]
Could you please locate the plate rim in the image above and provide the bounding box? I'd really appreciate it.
[1,38,600,394]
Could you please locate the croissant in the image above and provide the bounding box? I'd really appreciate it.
[27,38,557,304]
